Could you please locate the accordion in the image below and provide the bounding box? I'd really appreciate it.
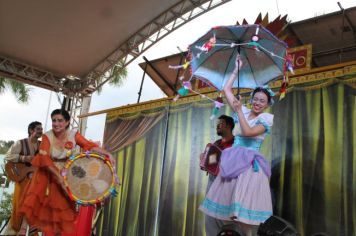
[199,143,222,176]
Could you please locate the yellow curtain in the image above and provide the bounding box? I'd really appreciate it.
[98,113,168,236]
[156,104,221,235]
[270,83,356,235]
[104,110,166,152]
[98,82,355,236]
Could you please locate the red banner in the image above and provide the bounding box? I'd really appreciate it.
[287,44,312,73]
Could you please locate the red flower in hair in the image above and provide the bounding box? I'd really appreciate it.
[64,141,74,150]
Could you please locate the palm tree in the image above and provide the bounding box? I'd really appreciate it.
[96,60,128,94]
[0,192,12,224]
[0,60,127,101]
[0,77,30,103]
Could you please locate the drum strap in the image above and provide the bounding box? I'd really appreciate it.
[19,138,31,157]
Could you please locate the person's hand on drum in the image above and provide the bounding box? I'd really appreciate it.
[106,153,121,186]
[110,155,116,166]
[106,153,116,167]
[90,147,116,166]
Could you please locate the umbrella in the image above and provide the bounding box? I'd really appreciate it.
[189,24,290,92]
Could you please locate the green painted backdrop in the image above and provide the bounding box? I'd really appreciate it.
[98,83,355,236]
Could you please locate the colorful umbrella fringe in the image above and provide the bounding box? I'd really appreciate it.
[169,25,294,118]
[171,78,225,119]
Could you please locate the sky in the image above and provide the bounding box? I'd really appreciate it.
[0,0,355,143]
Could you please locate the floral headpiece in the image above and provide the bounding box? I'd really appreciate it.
[251,85,275,105]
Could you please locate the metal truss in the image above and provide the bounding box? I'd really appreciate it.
[0,55,99,98]
[65,0,231,135]
[0,55,67,93]
[0,55,92,133]
[61,94,92,133]
[1,0,230,96]
[82,0,231,93]
[1,0,230,135]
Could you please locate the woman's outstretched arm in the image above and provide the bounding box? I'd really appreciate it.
[223,55,266,137]
[223,55,242,112]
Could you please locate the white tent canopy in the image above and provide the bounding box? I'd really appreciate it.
[0,0,229,95]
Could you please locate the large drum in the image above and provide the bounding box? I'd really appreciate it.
[61,152,118,205]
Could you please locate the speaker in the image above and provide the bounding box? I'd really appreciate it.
[217,229,242,236]
[257,215,299,236]
[216,223,243,236]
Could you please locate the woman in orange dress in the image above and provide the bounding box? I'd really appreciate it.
[20,109,114,235]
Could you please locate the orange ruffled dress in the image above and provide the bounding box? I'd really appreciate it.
[20,130,98,234]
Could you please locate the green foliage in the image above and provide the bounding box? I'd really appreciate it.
[0,77,31,103]
[108,60,128,87]
[0,192,13,223]
[0,140,14,154]
[96,60,128,94]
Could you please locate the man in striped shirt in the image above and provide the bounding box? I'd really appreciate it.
[4,121,42,236]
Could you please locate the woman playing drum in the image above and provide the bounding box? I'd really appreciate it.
[20,109,114,235]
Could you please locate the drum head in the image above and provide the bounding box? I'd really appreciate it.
[65,155,113,201]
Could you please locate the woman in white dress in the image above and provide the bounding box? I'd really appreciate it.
[200,56,275,236]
